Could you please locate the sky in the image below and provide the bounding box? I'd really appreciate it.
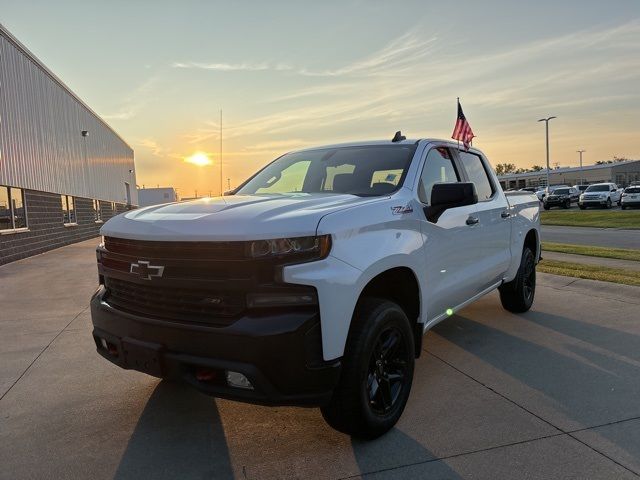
[1,0,639,197]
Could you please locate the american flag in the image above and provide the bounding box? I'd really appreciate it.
[451,99,475,150]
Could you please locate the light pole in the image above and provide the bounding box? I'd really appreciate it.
[538,116,556,189]
[577,149,585,185]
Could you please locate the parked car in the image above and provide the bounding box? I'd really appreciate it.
[537,185,569,202]
[621,186,640,209]
[519,187,538,193]
[578,183,622,209]
[572,185,590,194]
[543,187,579,209]
[90,137,541,438]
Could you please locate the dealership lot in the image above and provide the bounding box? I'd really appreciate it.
[2,240,640,479]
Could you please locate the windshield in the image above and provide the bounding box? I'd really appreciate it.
[625,187,640,193]
[585,185,610,192]
[236,145,417,197]
[553,188,570,195]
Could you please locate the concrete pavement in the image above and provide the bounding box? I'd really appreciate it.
[1,239,640,479]
[541,225,640,249]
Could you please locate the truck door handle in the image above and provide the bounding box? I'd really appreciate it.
[466,216,479,225]
[501,210,510,218]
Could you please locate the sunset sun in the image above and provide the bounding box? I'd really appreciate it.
[184,151,213,166]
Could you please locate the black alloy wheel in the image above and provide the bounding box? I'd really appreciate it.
[367,326,410,415]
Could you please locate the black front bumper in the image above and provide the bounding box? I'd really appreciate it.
[90,287,341,407]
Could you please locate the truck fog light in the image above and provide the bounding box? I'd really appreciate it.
[226,371,253,390]
[246,292,317,308]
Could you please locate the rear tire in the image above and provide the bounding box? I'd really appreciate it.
[622,205,627,210]
[579,205,586,210]
[543,204,550,210]
[321,298,415,439]
[499,247,536,313]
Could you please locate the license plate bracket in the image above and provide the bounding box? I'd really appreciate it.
[122,338,164,377]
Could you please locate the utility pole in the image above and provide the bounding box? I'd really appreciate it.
[577,149,585,185]
[227,178,231,191]
[219,109,223,197]
[538,116,556,189]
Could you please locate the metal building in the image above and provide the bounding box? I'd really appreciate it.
[497,160,640,190]
[0,23,136,265]
[137,187,178,207]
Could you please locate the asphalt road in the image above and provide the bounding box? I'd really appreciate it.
[2,240,640,479]
[541,225,640,249]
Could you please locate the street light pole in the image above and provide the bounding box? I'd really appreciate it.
[577,149,585,185]
[538,116,556,189]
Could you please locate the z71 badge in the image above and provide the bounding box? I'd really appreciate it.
[391,205,414,215]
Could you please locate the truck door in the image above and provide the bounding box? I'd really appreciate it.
[417,146,483,322]
[455,150,511,291]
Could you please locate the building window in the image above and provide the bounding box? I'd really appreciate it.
[93,199,102,222]
[61,195,76,224]
[0,186,28,231]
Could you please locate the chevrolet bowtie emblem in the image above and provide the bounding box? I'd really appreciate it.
[130,260,164,280]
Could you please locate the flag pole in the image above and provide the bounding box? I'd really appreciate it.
[456,97,460,152]
[219,109,223,196]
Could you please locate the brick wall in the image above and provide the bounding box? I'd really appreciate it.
[0,189,128,265]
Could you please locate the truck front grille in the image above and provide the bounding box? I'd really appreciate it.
[99,237,317,326]
[104,277,245,326]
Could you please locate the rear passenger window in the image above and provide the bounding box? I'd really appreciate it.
[418,148,460,205]
[458,151,495,201]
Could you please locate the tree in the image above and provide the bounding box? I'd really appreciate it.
[494,163,516,176]
[530,165,543,171]
[613,156,629,162]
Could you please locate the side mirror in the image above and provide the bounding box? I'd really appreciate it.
[425,182,478,223]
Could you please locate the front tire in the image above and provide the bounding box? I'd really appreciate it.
[499,247,536,313]
[606,198,612,209]
[579,205,586,210]
[321,298,415,439]
[543,204,550,210]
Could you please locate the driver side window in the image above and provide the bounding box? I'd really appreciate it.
[255,160,311,193]
[418,147,460,205]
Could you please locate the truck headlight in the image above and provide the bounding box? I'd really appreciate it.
[248,235,331,259]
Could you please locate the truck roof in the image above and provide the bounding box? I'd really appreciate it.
[292,138,483,155]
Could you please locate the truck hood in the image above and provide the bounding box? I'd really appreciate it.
[101,194,383,241]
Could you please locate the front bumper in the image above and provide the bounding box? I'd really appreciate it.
[90,287,341,406]
[579,199,609,206]
[544,198,569,207]
[621,200,640,207]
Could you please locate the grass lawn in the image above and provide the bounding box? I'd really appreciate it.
[542,242,640,262]
[538,259,640,286]
[540,209,640,229]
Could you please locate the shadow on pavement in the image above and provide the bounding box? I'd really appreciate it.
[432,314,640,471]
[352,429,463,479]
[114,380,233,480]
[518,311,640,362]
[432,315,640,425]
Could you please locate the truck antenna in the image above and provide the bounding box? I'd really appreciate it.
[392,131,406,142]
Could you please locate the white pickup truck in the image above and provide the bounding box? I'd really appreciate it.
[91,136,540,438]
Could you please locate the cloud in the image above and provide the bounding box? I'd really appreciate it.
[183,20,640,157]
[172,61,292,72]
[298,30,438,77]
[102,110,136,120]
[100,75,159,122]
[135,138,164,156]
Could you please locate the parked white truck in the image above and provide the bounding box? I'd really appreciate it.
[91,136,540,438]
